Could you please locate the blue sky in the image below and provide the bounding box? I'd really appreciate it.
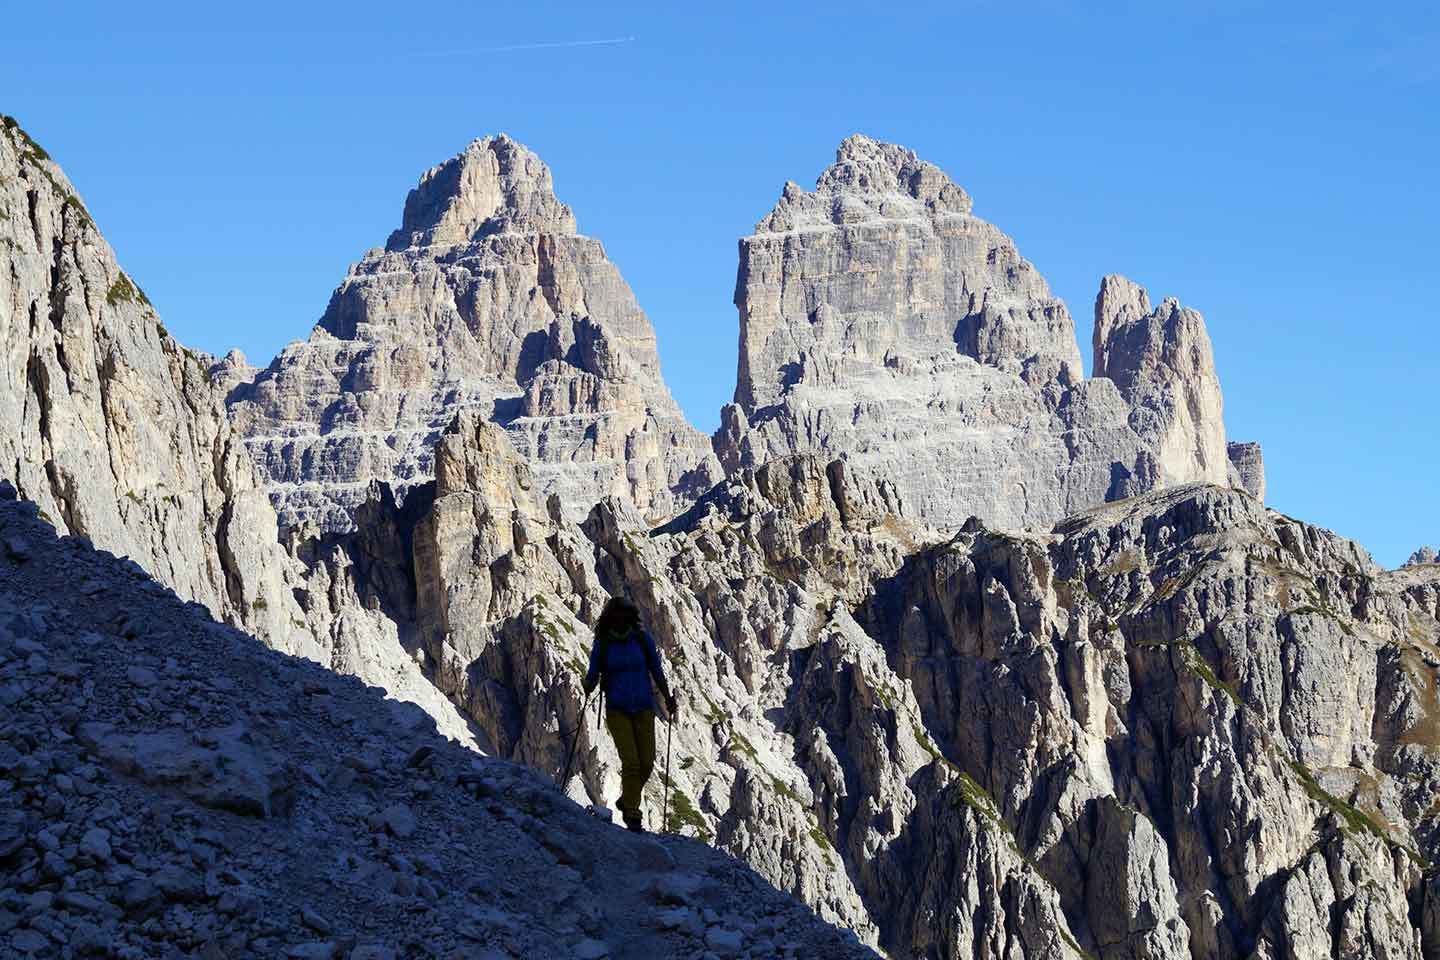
[3,2,1435,565]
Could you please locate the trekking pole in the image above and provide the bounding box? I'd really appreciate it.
[559,690,594,788]
[661,711,673,833]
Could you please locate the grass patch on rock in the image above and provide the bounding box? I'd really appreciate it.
[666,787,711,843]
[106,274,150,309]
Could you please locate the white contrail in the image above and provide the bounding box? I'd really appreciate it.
[422,36,636,57]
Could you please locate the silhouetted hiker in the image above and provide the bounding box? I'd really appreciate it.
[583,597,677,832]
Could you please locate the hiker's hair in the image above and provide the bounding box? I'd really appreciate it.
[595,596,641,639]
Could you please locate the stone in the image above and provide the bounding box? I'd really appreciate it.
[226,135,719,533]
[715,134,1264,530]
[350,946,398,960]
[153,864,204,903]
[572,938,610,959]
[380,804,418,839]
[705,928,744,957]
[125,666,158,688]
[655,907,703,936]
[4,535,30,561]
[78,827,111,862]
[285,942,339,960]
[121,877,163,913]
[1226,440,1266,500]
[1405,546,1438,567]
[1093,273,1228,487]
[70,920,111,956]
[10,929,49,954]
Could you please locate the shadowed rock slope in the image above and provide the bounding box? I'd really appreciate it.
[716,135,1265,528]
[226,135,720,533]
[0,487,877,960]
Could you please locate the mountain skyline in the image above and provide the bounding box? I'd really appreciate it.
[5,50,1439,955]
[3,2,1433,569]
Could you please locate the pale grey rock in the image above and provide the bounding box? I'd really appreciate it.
[0,116,467,745]
[1405,546,1438,567]
[229,135,719,533]
[1093,274,1228,487]
[0,114,312,657]
[1226,440,1266,500]
[1084,799,1189,960]
[717,134,1264,531]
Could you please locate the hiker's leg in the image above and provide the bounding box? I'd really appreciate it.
[635,709,656,788]
[605,711,642,824]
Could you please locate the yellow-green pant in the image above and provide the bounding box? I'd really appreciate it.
[605,709,655,827]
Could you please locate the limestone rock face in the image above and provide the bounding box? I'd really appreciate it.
[717,134,1264,529]
[1406,546,1438,567]
[0,117,473,741]
[1093,273,1228,487]
[1226,440,1266,500]
[229,135,719,532]
[399,408,1440,957]
[0,116,310,656]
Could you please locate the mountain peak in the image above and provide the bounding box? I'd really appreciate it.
[755,135,971,234]
[384,134,576,251]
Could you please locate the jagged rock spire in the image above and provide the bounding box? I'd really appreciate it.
[232,134,718,531]
[719,134,1257,529]
[755,134,972,234]
[1092,274,1229,487]
[385,134,577,251]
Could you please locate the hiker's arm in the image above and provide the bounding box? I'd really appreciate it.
[644,632,675,705]
[583,639,601,694]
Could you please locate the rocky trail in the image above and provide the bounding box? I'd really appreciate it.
[0,483,875,960]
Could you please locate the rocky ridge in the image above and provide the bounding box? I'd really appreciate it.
[0,114,480,749]
[226,135,719,533]
[387,411,1440,958]
[0,116,307,654]
[1408,547,1439,568]
[716,134,1264,529]
[0,485,876,960]
[5,116,1438,960]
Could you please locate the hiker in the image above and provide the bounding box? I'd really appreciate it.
[583,597,677,832]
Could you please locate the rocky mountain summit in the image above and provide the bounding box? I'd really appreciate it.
[4,114,1439,960]
[716,134,1264,529]
[0,486,876,960]
[1408,547,1439,567]
[227,135,719,533]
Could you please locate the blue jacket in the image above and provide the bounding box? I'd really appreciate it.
[584,627,671,715]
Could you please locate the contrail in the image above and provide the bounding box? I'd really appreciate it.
[422,36,636,57]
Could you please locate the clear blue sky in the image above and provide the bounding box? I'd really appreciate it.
[4,2,1435,566]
